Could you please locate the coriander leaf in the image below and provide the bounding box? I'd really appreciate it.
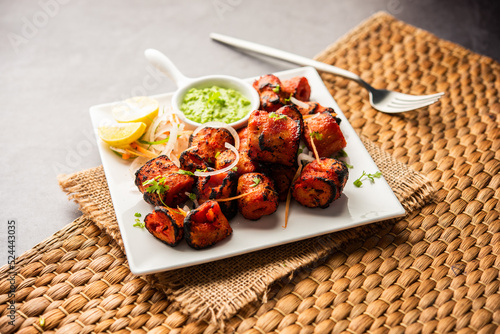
[188,192,197,201]
[310,131,323,140]
[215,151,220,158]
[134,212,142,217]
[231,167,238,172]
[177,169,194,176]
[269,112,286,120]
[133,219,145,228]
[353,171,382,187]
[273,84,280,93]
[335,149,348,158]
[250,177,261,187]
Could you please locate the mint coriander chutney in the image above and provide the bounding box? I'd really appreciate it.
[180,86,252,124]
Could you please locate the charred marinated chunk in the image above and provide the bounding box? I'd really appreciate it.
[179,148,210,172]
[247,110,301,166]
[195,169,238,219]
[295,101,336,116]
[262,163,298,202]
[259,90,284,112]
[237,173,279,220]
[304,112,346,157]
[135,155,195,207]
[253,74,282,92]
[292,158,349,208]
[215,127,260,175]
[144,207,185,247]
[253,74,285,112]
[276,105,304,135]
[184,200,232,249]
[189,127,235,165]
[281,77,311,102]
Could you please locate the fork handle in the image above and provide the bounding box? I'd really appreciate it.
[210,33,366,86]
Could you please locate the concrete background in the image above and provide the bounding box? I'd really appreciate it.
[1,0,499,265]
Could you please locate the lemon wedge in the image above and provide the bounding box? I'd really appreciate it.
[98,122,146,147]
[112,96,159,126]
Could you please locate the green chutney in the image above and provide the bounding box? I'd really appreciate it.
[180,86,251,124]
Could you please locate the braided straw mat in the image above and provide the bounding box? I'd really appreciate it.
[1,11,499,333]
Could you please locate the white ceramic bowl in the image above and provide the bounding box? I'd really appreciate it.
[145,49,260,130]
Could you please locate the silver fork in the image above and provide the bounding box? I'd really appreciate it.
[210,33,444,114]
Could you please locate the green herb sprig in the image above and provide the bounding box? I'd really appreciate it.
[250,177,261,187]
[353,171,382,187]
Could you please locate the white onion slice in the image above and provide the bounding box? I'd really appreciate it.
[161,121,179,157]
[290,96,309,109]
[194,143,239,177]
[297,152,314,165]
[192,121,240,150]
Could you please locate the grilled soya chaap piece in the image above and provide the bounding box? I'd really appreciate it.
[195,169,238,220]
[215,127,260,175]
[247,110,301,167]
[184,200,232,249]
[144,206,185,247]
[296,101,336,116]
[292,158,349,208]
[179,148,210,173]
[135,155,195,207]
[237,173,279,220]
[281,76,311,102]
[181,127,235,167]
[252,74,284,112]
[275,105,305,136]
[261,163,298,202]
[304,112,346,158]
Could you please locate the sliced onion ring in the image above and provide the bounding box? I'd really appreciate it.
[192,121,240,150]
[297,152,314,165]
[194,143,239,177]
[290,96,309,109]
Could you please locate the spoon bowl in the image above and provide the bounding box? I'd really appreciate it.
[144,48,260,129]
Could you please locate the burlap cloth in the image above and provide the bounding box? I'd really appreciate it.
[1,12,498,334]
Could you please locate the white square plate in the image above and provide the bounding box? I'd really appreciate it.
[90,67,405,275]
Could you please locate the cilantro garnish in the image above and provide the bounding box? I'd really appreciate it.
[133,219,145,228]
[250,177,261,187]
[273,84,280,93]
[269,112,287,120]
[196,168,209,173]
[215,151,221,158]
[177,169,195,176]
[310,131,323,140]
[231,167,238,172]
[187,193,197,201]
[207,91,225,105]
[353,171,382,187]
[284,93,293,103]
[335,149,348,158]
[342,161,354,169]
[142,176,170,206]
[134,212,142,217]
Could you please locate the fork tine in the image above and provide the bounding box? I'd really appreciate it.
[393,92,444,102]
[385,98,442,113]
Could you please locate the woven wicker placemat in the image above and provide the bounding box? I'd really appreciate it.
[1,11,499,333]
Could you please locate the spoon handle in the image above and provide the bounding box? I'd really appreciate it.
[144,49,191,87]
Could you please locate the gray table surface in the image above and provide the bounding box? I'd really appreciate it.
[1,0,499,266]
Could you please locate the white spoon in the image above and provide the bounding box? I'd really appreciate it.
[144,48,260,129]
